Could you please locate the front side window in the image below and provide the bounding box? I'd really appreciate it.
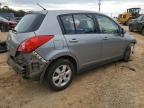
[96,15,119,34]
[60,15,75,34]
[73,14,95,34]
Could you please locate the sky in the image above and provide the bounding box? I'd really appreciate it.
[0,0,144,17]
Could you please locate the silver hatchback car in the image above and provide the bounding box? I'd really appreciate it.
[7,10,136,91]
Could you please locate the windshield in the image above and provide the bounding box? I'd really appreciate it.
[128,8,140,14]
[15,13,45,33]
[0,17,8,22]
[0,13,15,20]
[137,16,144,20]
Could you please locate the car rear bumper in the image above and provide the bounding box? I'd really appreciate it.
[7,53,49,80]
[7,56,26,76]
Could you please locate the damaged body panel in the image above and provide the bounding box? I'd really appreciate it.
[7,51,48,79]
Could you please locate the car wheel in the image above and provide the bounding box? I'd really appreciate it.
[141,28,144,35]
[123,43,135,62]
[0,41,8,53]
[129,25,133,32]
[46,59,75,91]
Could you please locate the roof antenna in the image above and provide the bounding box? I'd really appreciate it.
[37,3,46,10]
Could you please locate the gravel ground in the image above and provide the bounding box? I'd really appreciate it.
[0,27,144,108]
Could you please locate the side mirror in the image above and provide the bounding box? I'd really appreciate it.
[115,28,126,35]
[115,28,126,37]
[120,28,126,34]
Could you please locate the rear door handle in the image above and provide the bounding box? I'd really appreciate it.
[103,37,109,40]
[69,38,78,43]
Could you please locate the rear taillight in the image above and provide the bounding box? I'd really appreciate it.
[18,35,54,53]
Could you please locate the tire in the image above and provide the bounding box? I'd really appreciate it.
[129,25,133,32]
[123,43,135,62]
[1,24,9,32]
[141,28,144,35]
[0,41,8,53]
[46,59,75,91]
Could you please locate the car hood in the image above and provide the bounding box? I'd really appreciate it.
[7,20,17,24]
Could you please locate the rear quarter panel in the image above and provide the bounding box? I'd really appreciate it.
[34,11,79,66]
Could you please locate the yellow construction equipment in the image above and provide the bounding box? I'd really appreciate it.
[117,8,141,25]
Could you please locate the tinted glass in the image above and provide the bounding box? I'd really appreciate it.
[142,16,144,20]
[74,14,95,33]
[0,17,8,22]
[15,13,45,33]
[0,13,15,20]
[96,15,119,33]
[137,16,143,21]
[60,15,75,34]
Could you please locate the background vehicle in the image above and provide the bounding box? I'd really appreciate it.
[118,8,141,25]
[7,10,136,91]
[0,13,17,30]
[0,16,16,32]
[129,15,144,35]
[0,17,9,32]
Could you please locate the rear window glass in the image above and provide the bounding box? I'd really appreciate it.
[60,15,75,34]
[73,14,95,34]
[15,13,45,33]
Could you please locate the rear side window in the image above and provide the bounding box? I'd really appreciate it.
[73,14,95,34]
[15,13,45,33]
[60,15,75,34]
[60,14,96,34]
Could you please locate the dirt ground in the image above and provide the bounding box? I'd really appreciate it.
[0,27,144,108]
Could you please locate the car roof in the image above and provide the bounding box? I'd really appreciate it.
[128,8,141,9]
[31,10,104,16]
[47,10,97,13]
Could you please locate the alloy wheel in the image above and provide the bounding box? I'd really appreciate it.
[52,65,72,87]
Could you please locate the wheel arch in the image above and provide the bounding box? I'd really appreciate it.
[40,55,79,82]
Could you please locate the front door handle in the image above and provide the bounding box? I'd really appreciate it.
[103,37,109,40]
[69,38,78,43]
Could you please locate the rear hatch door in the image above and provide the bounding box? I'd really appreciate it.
[7,32,35,56]
[7,12,46,57]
